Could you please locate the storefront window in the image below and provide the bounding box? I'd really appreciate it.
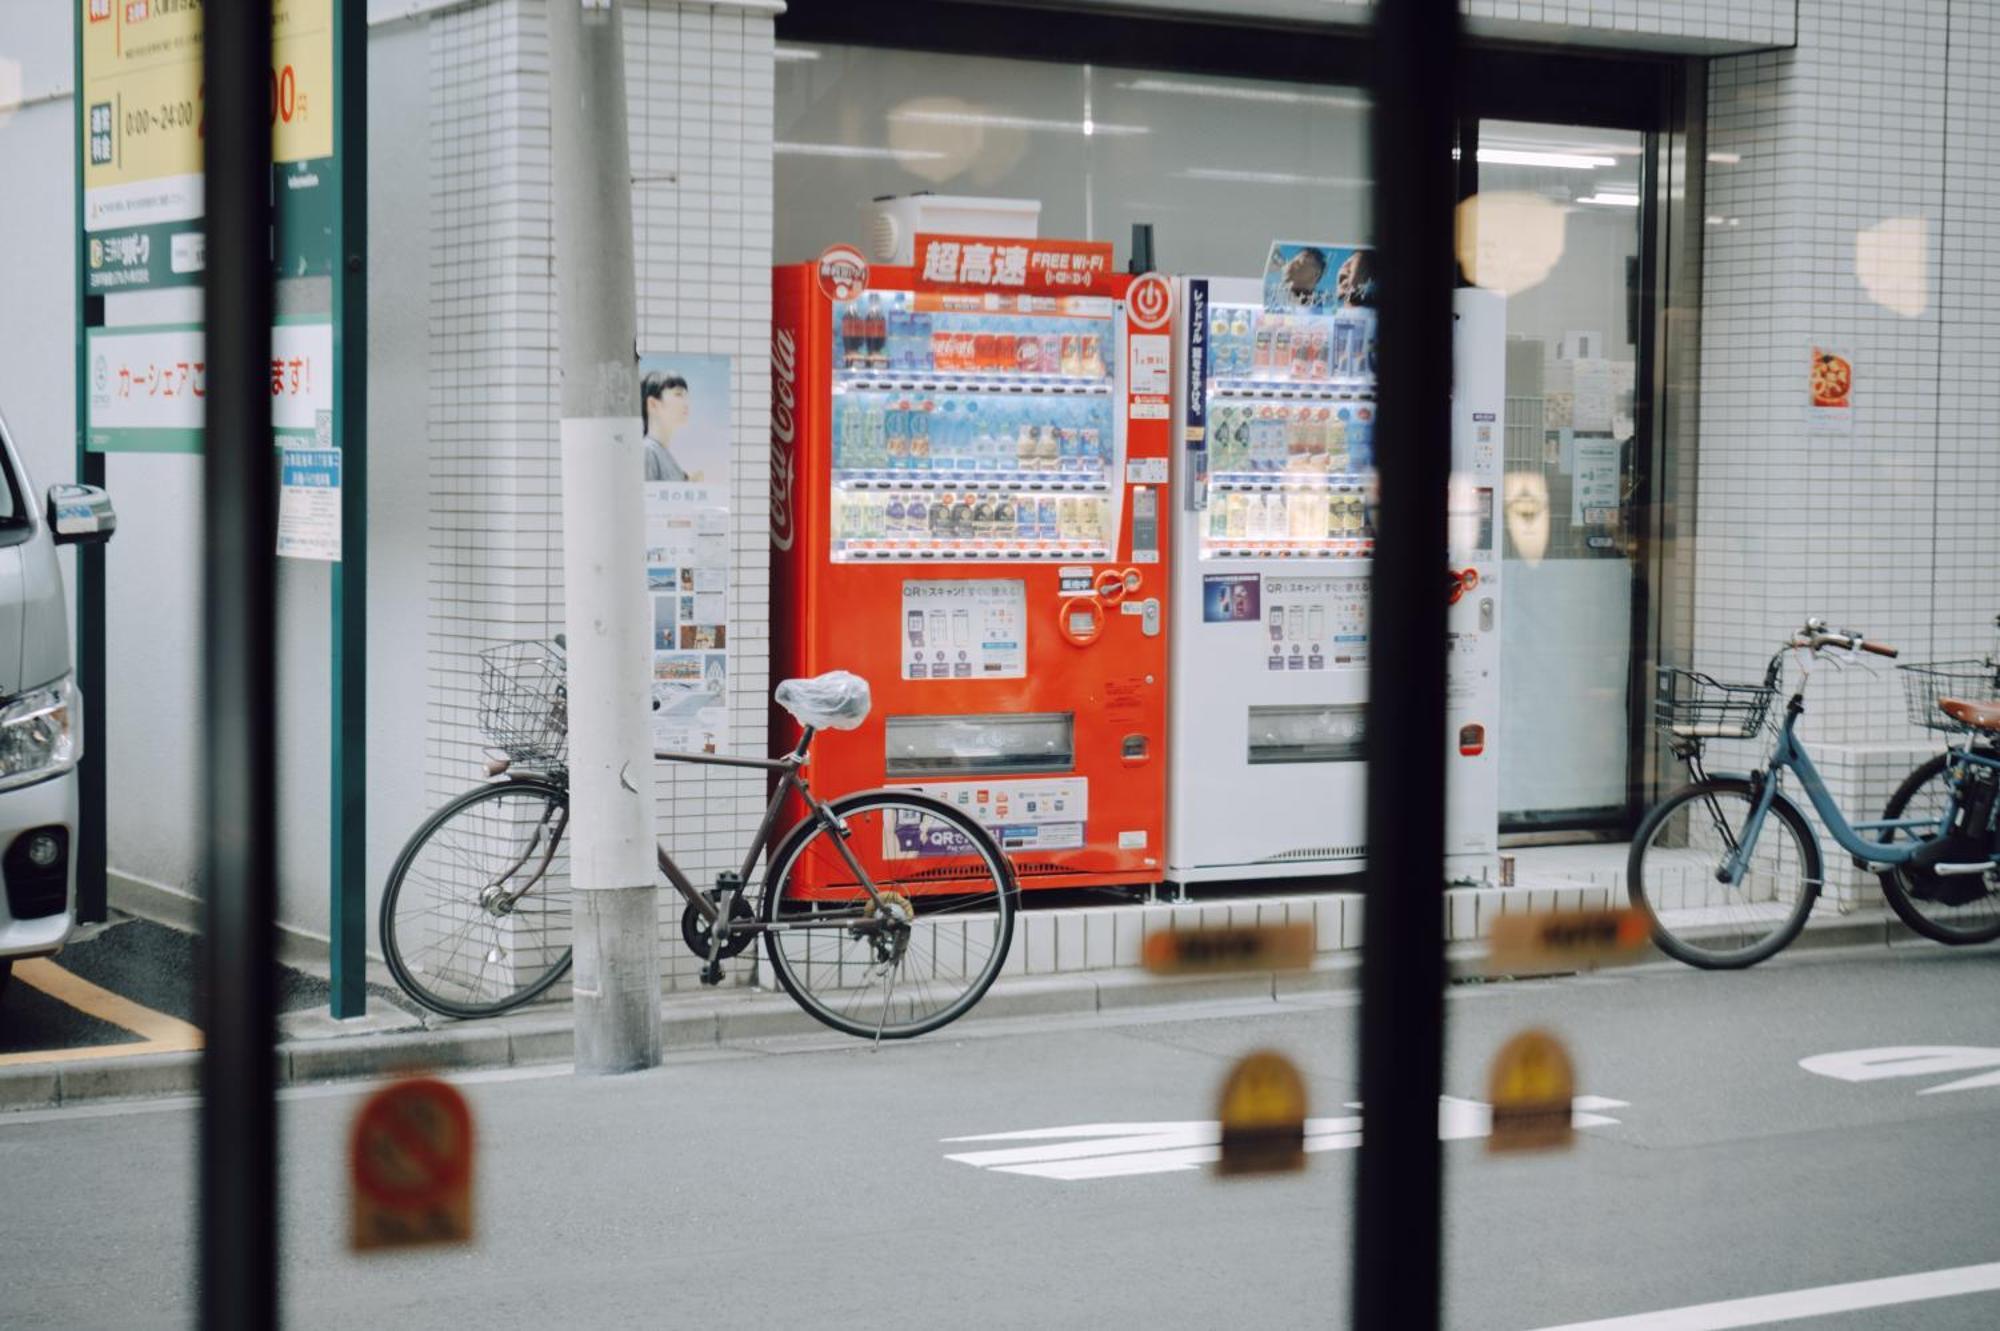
[777,43,1370,268]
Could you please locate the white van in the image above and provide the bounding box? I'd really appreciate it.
[0,409,114,996]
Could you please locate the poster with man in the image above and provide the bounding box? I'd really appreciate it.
[1263,241,1377,313]
[639,353,732,754]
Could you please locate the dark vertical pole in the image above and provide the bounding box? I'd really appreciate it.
[328,0,368,1019]
[202,3,279,1327]
[73,1,108,926]
[1353,0,1460,1328]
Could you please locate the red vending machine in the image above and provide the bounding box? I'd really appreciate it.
[772,239,1175,890]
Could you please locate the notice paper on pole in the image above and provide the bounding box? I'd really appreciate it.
[277,420,342,561]
[639,353,733,756]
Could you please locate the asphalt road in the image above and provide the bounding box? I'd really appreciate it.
[4,942,1999,1329]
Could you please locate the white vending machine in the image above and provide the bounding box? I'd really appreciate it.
[1444,287,1505,882]
[1165,273,1505,886]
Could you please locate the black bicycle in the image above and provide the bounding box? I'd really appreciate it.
[381,642,1018,1040]
[1874,618,2000,946]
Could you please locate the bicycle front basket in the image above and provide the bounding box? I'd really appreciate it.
[1654,667,1777,741]
[1899,659,2000,733]
[478,640,568,764]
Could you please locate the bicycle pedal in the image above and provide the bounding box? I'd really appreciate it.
[700,962,725,987]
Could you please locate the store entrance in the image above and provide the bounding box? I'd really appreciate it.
[1473,120,1648,830]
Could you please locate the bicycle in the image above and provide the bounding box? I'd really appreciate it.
[1873,615,2000,945]
[1628,619,2000,968]
[381,643,1018,1040]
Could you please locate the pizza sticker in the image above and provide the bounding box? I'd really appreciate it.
[1810,347,1852,409]
[1807,344,1854,435]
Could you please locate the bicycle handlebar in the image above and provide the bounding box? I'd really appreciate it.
[1794,619,1897,658]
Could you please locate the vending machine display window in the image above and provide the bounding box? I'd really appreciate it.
[1198,303,1378,563]
[829,294,1121,562]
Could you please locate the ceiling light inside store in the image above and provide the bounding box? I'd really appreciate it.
[774,46,821,62]
[776,142,947,162]
[1464,147,1620,170]
[889,108,1150,138]
[886,97,1031,185]
[1576,192,1640,207]
[1707,151,1742,164]
[1118,77,1368,110]
[1856,215,1930,317]
[1180,167,1372,189]
[1456,191,1566,296]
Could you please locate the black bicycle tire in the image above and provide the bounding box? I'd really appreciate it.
[759,790,1017,1040]
[1627,777,1822,969]
[1876,748,2000,945]
[381,777,574,1019]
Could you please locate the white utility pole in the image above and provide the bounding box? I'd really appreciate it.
[548,0,660,1074]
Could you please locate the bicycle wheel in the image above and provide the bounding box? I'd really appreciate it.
[1876,749,2000,945]
[381,778,573,1018]
[761,791,1015,1040]
[1628,778,1821,968]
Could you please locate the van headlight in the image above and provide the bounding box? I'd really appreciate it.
[0,677,80,792]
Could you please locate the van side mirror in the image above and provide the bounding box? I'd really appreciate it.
[46,484,116,546]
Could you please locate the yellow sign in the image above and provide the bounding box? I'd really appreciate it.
[350,1077,475,1251]
[1143,921,1315,977]
[1216,1048,1308,1176]
[80,0,334,230]
[1486,906,1651,975]
[1486,1028,1575,1154]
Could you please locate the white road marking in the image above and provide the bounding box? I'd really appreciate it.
[1800,1046,2000,1096]
[943,1095,1628,1180]
[1528,1259,2000,1330]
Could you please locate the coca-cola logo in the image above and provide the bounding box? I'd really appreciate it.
[770,328,798,552]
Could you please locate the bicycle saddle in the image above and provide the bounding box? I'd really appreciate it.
[1939,697,2000,733]
[775,671,872,730]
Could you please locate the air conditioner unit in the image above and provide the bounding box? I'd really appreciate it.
[869,194,1042,265]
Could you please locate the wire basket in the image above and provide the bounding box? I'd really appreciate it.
[478,640,568,764]
[1654,667,1778,741]
[1899,658,2000,732]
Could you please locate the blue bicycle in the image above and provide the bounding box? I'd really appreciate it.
[1630,619,2000,968]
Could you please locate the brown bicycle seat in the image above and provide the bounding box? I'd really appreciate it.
[1939,697,2000,732]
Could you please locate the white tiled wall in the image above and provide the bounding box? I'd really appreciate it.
[1698,1,1990,901]
[427,0,775,989]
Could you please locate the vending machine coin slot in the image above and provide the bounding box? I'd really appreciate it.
[1140,598,1161,637]
[1059,596,1104,647]
[1094,568,1128,603]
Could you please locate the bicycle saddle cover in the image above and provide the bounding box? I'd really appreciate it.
[775,671,872,730]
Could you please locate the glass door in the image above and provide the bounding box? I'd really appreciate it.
[1472,120,1647,828]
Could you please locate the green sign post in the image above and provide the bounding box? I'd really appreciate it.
[74,0,367,1017]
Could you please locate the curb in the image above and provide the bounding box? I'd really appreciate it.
[0,908,1921,1113]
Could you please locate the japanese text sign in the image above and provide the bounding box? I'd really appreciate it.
[913,234,1117,296]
